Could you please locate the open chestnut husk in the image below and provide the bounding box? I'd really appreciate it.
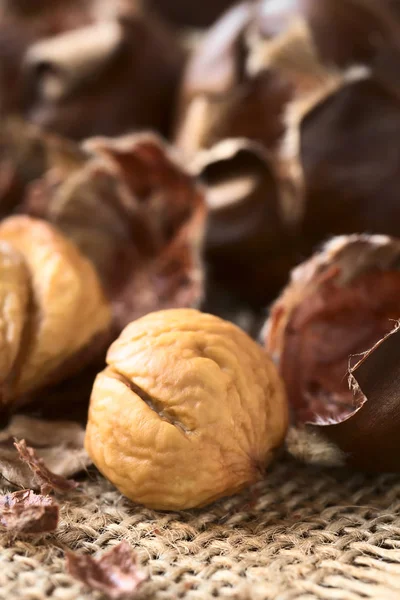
[24,133,206,333]
[0,117,86,217]
[22,5,185,140]
[264,234,400,472]
[193,138,299,316]
[0,0,106,116]
[0,1,184,140]
[175,0,400,158]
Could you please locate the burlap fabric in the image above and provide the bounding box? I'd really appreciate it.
[1,455,400,600]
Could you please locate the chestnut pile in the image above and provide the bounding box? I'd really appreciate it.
[1,0,400,511]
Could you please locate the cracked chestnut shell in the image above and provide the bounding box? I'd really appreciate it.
[24,133,206,333]
[85,309,288,510]
[265,235,400,471]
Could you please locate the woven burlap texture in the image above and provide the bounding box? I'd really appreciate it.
[1,456,400,600]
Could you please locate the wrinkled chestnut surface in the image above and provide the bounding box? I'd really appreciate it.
[0,216,111,408]
[85,309,288,510]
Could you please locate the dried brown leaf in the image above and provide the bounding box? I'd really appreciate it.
[14,439,79,494]
[67,541,148,599]
[0,415,91,490]
[0,489,59,535]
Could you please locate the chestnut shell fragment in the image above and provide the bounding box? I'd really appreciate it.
[176,0,400,163]
[338,325,400,471]
[175,2,294,155]
[194,138,299,311]
[0,1,185,140]
[24,133,206,333]
[0,118,86,217]
[265,235,400,472]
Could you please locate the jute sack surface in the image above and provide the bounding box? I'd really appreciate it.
[1,456,400,600]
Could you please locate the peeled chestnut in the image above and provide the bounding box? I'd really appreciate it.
[86,309,288,510]
[0,216,111,408]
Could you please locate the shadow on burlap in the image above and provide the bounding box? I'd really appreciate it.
[1,455,400,600]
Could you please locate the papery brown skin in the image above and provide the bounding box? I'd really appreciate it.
[0,216,111,408]
[193,138,299,311]
[14,439,79,494]
[24,134,206,333]
[0,117,86,217]
[22,6,185,140]
[0,415,91,490]
[265,235,400,431]
[0,489,59,535]
[67,541,148,600]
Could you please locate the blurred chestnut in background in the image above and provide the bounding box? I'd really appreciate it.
[22,8,185,140]
[287,73,400,256]
[175,0,400,157]
[144,0,241,29]
[194,138,300,322]
[0,0,184,140]
[0,0,101,116]
[175,2,294,156]
[0,118,85,217]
